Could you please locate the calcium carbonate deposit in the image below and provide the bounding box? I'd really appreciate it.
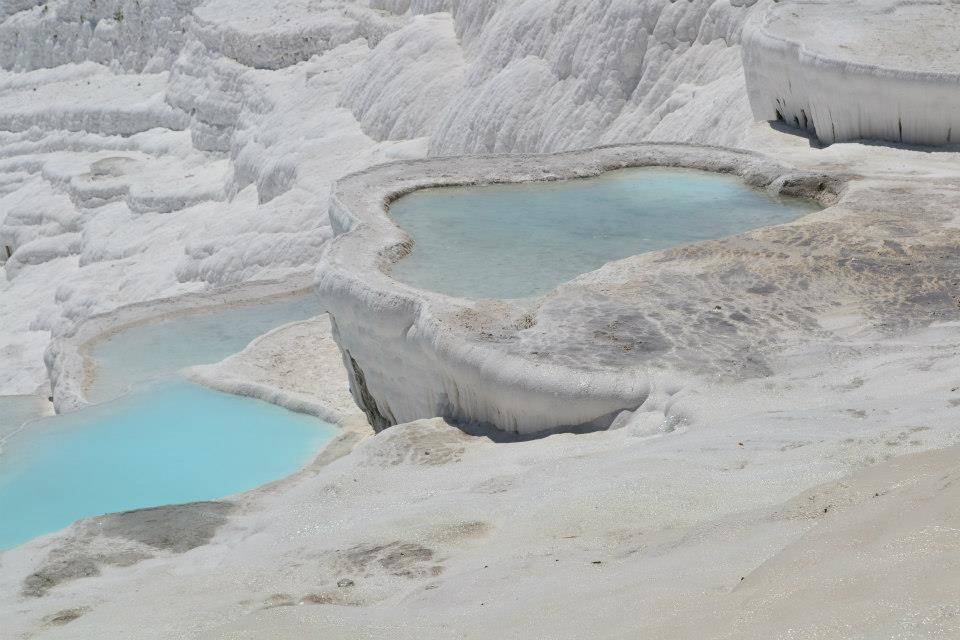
[1,0,766,399]
[2,0,960,638]
[742,0,960,145]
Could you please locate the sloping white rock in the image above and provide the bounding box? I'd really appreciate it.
[428,0,760,154]
[339,13,464,141]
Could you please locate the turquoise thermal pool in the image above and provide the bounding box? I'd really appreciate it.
[0,295,336,551]
[0,380,335,550]
[388,167,821,299]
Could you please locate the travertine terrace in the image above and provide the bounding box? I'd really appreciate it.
[318,143,844,434]
[2,1,960,638]
[743,0,960,145]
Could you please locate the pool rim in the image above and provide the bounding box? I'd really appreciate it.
[383,163,824,300]
[46,274,317,413]
[315,142,849,434]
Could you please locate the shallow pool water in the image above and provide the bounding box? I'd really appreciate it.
[0,379,336,550]
[88,294,323,403]
[0,395,51,445]
[0,294,337,551]
[388,167,820,299]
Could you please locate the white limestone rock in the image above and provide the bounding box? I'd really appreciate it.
[0,68,186,135]
[0,0,823,395]
[742,0,960,146]
[184,314,367,427]
[0,0,197,72]
[428,0,760,154]
[339,13,464,141]
[190,0,402,69]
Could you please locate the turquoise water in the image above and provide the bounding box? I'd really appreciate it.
[0,294,337,551]
[88,295,323,403]
[0,379,336,550]
[0,395,50,444]
[388,167,820,299]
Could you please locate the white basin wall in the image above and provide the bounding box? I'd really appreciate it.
[741,0,960,146]
[323,287,650,434]
[316,143,830,435]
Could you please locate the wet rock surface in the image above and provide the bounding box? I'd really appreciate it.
[22,501,234,597]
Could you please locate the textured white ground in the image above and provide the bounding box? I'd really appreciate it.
[2,314,959,638]
[184,314,369,428]
[2,0,960,637]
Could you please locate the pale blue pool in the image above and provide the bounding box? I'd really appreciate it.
[0,294,337,551]
[0,395,50,444]
[0,380,336,550]
[388,167,820,299]
[88,295,323,403]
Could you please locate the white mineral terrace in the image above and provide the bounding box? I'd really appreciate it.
[743,0,960,146]
[317,143,839,434]
[2,0,960,637]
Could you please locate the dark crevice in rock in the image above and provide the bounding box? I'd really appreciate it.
[346,351,392,432]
